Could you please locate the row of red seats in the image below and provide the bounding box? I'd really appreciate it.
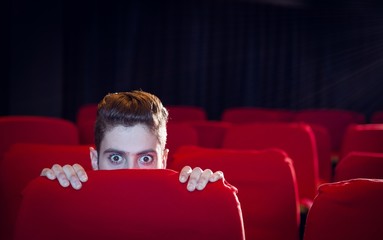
[2,143,383,240]
[1,113,383,240]
[76,104,382,154]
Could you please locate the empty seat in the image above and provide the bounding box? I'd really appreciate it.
[293,109,365,154]
[76,104,98,144]
[309,124,332,183]
[371,111,383,123]
[0,116,79,160]
[339,124,383,160]
[166,105,207,123]
[166,123,199,165]
[221,107,294,124]
[304,179,383,240]
[222,123,319,208]
[14,169,245,240]
[172,146,300,240]
[187,120,232,148]
[334,151,383,181]
[0,143,92,240]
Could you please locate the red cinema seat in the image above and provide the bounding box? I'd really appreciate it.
[339,124,383,160]
[187,120,232,148]
[76,104,98,144]
[0,116,79,160]
[76,104,98,125]
[371,111,383,123]
[222,123,319,209]
[309,124,332,183]
[172,146,300,240]
[0,144,92,240]
[166,105,207,123]
[77,119,96,145]
[303,179,383,240]
[14,169,245,240]
[166,123,199,165]
[334,152,383,182]
[221,107,294,124]
[293,109,365,154]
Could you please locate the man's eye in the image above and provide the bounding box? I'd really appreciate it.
[138,155,154,164]
[109,154,123,164]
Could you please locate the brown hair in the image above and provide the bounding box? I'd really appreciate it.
[94,90,168,152]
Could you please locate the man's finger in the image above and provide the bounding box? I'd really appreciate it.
[179,166,192,183]
[63,165,82,190]
[210,170,224,182]
[73,164,88,182]
[52,164,70,188]
[187,167,203,192]
[196,169,213,191]
[40,168,56,180]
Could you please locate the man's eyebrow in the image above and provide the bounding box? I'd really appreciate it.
[136,149,157,155]
[103,148,126,156]
[102,148,157,156]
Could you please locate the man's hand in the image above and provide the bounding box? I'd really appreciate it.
[40,164,223,192]
[179,166,224,192]
[40,164,88,190]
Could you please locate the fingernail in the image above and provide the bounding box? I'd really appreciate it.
[187,183,195,192]
[197,183,203,190]
[62,180,69,187]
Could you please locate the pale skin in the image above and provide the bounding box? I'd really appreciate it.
[41,124,223,191]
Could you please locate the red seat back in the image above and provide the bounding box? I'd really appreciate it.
[309,124,332,183]
[0,116,79,160]
[371,111,383,123]
[222,107,294,124]
[76,104,98,144]
[222,123,319,203]
[0,143,91,240]
[340,124,383,160]
[334,152,383,181]
[14,169,245,240]
[166,105,207,123]
[166,123,199,165]
[172,146,300,240]
[187,120,232,148]
[294,109,364,152]
[304,179,383,240]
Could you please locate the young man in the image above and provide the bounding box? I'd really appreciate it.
[41,90,223,191]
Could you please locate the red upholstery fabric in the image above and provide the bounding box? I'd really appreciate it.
[293,109,365,152]
[309,124,332,183]
[334,152,383,181]
[187,120,232,148]
[166,122,199,165]
[76,104,98,126]
[75,104,98,144]
[221,107,295,124]
[172,146,300,240]
[14,169,245,240]
[0,144,92,240]
[304,179,383,240]
[77,119,96,144]
[339,124,383,160]
[371,111,383,123]
[166,105,207,122]
[0,116,79,160]
[222,123,319,205]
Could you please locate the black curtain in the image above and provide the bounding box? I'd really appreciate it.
[10,0,383,121]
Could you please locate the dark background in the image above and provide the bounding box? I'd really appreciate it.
[2,0,383,121]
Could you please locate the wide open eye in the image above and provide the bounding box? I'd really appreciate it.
[138,155,154,165]
[108,153,124,164]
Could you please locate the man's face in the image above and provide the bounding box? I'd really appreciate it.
[90,124,168,170]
